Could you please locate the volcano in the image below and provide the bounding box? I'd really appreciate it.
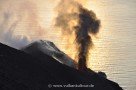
[0,41,123,90]
[21,40,77,68]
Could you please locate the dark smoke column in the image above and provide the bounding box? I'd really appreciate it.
[55,0,100,71]
[75,7,100,71]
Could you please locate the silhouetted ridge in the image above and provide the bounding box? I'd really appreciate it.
[0,42,123,90]
[21,40,77,68]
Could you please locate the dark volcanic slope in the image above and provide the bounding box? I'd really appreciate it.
[0,43,123,90]
[21,40,77,68]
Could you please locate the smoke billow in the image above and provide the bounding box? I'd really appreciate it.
[0,0,46,49]
[55,0,101,70]
[0,11,29,49]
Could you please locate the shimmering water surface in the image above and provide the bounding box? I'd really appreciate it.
[86,0,136,90]
[58,0,136,90]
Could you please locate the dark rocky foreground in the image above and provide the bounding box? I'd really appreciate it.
[0,43,123,90]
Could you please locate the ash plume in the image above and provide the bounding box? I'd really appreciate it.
[0,11,30,49]
[0,0,46,49]
[55,0,101,70]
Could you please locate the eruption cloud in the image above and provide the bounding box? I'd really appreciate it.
[0,0,46,49]
[55,0,101,70]
[0,11,29,49]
